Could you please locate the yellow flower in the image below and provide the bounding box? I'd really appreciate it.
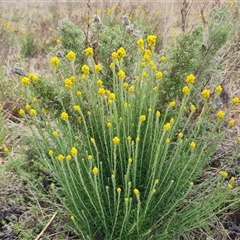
[156,111,161,117]
[123,82,129,88]
[216,110,225,119]
[219,171,228,178]
[232,97,239,104]
[133,188,139,195]
[57,154,64,161]
[90,138,95,143]
[25,104,31,110]
[52,131,58,137]
[230,176,235,182]
[169,101,176,107]
[19,108,25,116]
[64,78,73,89]
[82,64,90,74]
[186,74,195,84]
[147,35,157,47]
[108,100,113,105]
[201,89,211,99]
[113,136,120,145]
[143,50,151,61]
[136,136,140,142]
[107,122,112,128]
[73,105,81,111]
[128,158,133,163]
[98,88,106,96]
[71,147,78,156]
[190,104,196,111]
[165,138,170,143]
[227,184,233,189]
[164,123,171,131]
[189,141,196,148]
[215,85,222,94]
[170,118,174,123]
[139,115,146,121]
[182,86,190,94]
[29,73,39,81]
[70,215,74,221]
[61,112,68,121]
[128,86,135,93]
[111,51,118,60]
[66,50,76,61]
[229,1,233,5]
[161,56,167,62]
[118,70,126,79]
[81,74,87,80]
[178,132,183,138]
[50,56,60,67]
[190,182,194,186]
[84,47,93,56]
[117,47,126,59]
[155,179,159,184]
[110,62,114,69]
[66,155,72,161]
[76,91,82,96]
[142,71,147,78]
[3,147,9,152]
[117,187,121,193]
[238,137,240,143]
[109,93,116,100]
[21,77,30,85]
[95,64,102,72]
[127,136,132,141]
[152,189,156,193]
[97,79,103,86]
[137,38,144,50]
[155,71,163,79]
[48,150,54,156]
[88,155,93,160]
[29,109,36,116]
[92,167,99,174]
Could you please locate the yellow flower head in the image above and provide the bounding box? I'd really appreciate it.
[64,78,73,89]
[169,101,176,107]
[161,56,167,62]
[52,131,58,137]
[92,167,99,174]
[98,88,106,96]
[164,122,171,131]
[66,50,76,61]
[137,38,144,50]
[29,73,39,81]
[202,89,211,99]
[73,105,81,111]
[147,35,157,47]
[232,97,239,105]
[165,138,170,143]
[95,64,102,72]
[182,86,190,94]
[118,70,126,79]
[215,85,222,94]
[139,115,146,121]
[216,110,225,119]
[57,154,64,161]
[50,56,60,67]
[76,91,82,96]
[117,47,126,59]
[61,112,68,120]
[153,86,157,92]
[155,71,163,79]
[90,138,95,143]
[178,132,183,138]
[117,187,121,193]
[71,147,78,156]
[156,111,161,117]
[111,51,118,60]
[48,150,54,156]
[219,170,228,178]
[228,119,235,126]
[66,155,72,161]
[189,141,196,148]
[82,64,90,75]
[186,74,195,84]
[113,136,120,145]
[84,47,93,56]
[29,109,36,116]
[190,104,196,111]
[21,77,30,85]
[133,188,140,195]
[128,86,135,93]
[19,108,25,116]
[227,184,233,189]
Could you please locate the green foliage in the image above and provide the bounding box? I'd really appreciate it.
[20,32,38,57]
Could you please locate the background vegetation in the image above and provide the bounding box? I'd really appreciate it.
[0,1,240,239]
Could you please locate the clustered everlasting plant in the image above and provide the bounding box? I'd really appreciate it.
[18,7,240,240]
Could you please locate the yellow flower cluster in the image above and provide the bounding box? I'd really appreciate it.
[61,112,68,120]
[50,56,60,67]
[201,89,211,99]
[66,50,76,61]
[84,47,93,56]
[186,74,195,84]
[147,35,157,47]
[82,64,90,75]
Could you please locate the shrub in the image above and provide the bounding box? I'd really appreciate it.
[19,33,240,239]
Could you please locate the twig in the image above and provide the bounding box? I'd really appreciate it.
[34,212,57,240]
